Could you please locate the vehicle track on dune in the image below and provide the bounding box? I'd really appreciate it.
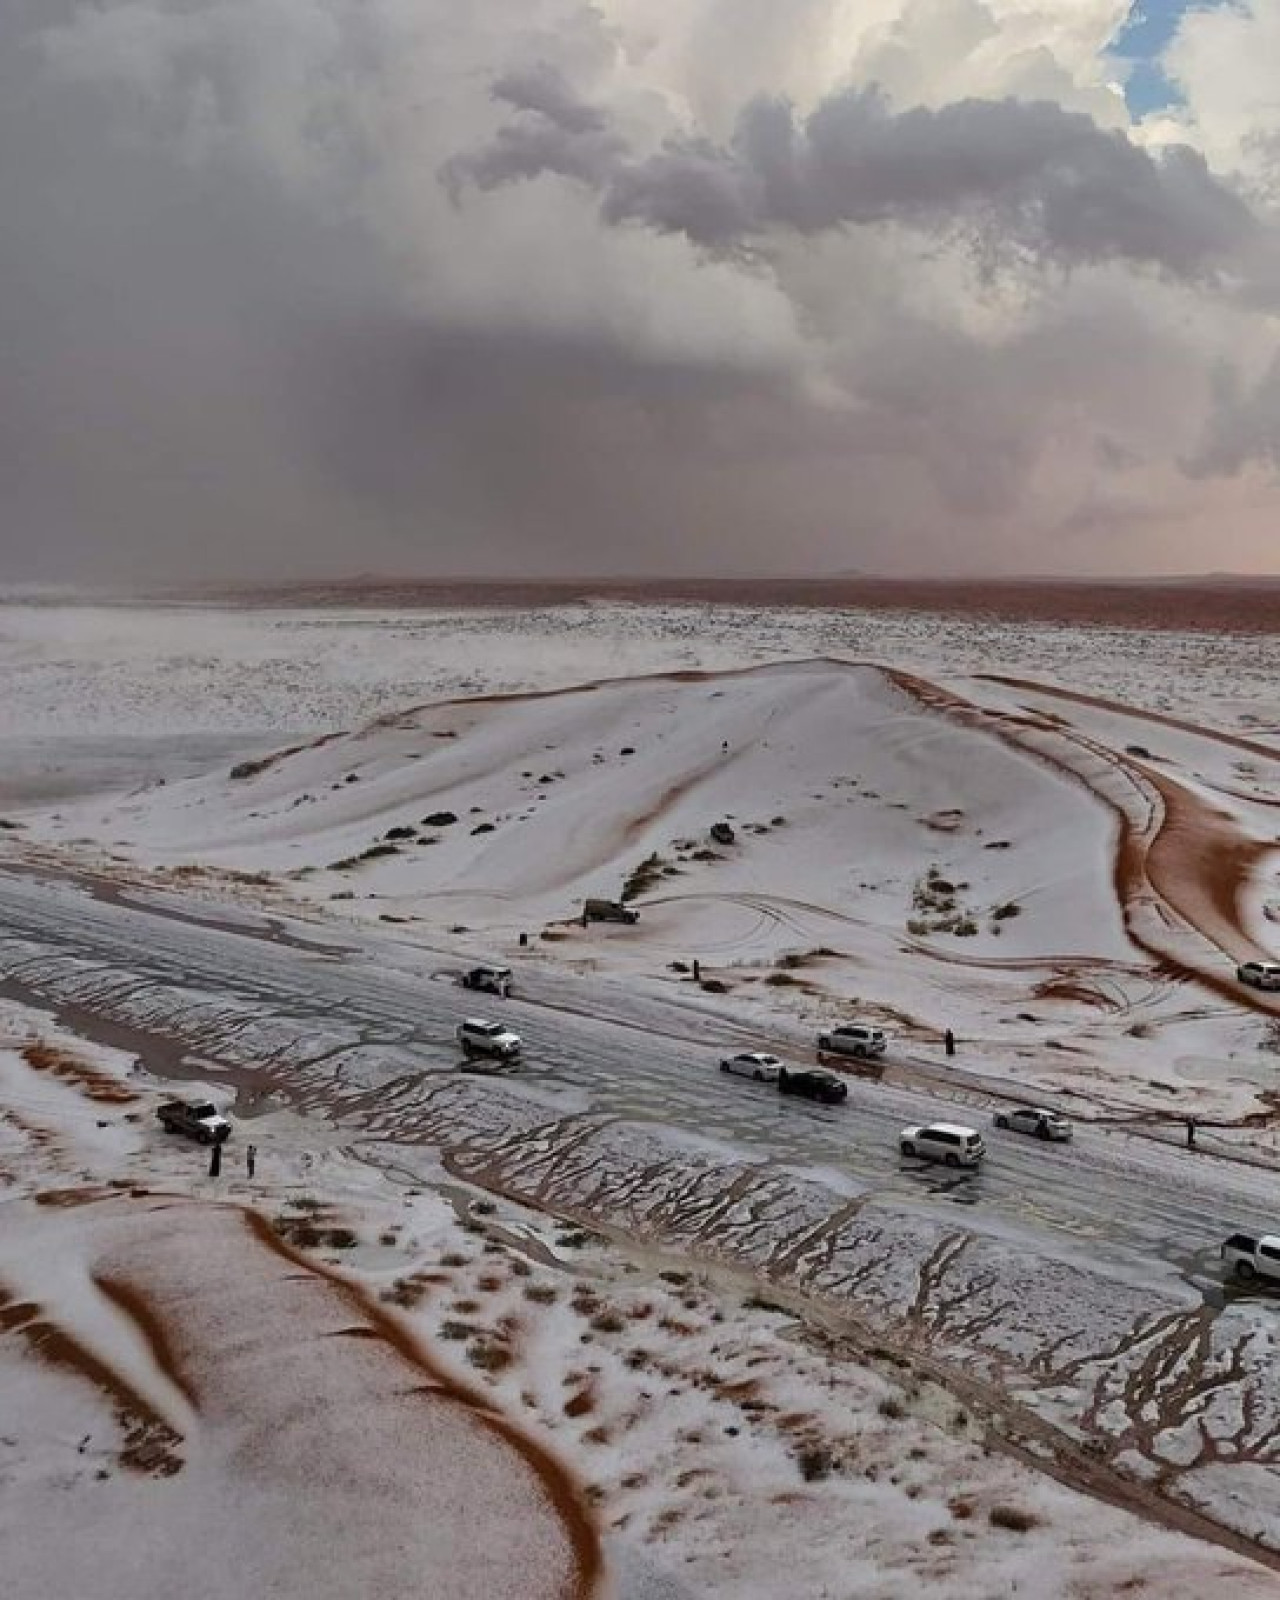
[885,669,1280,1014]
[976,672,1280,765]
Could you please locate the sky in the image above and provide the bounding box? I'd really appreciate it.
[2,0,1279,585]
[1114,1,1199,116]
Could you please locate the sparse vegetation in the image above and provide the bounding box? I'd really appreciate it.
[467,1342,514,1373]
[989,1504,1039,1532]
[622,852,666,901]
[229,755,275,780]
[557,1229,595,1249]
[795,1445,835,1482]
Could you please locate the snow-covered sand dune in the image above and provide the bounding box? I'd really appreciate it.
[0,1188,600,1600]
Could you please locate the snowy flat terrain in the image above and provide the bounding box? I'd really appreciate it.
[3,595,1280,1594]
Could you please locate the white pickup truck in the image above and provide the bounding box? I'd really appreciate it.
[157,1099,231,1145]
[1221,1232,1280,1284]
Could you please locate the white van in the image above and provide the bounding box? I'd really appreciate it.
[900,1122,985,1168]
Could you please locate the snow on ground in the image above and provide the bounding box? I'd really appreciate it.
[2,995,1276,1598]
[5,596,1280,1587]
[5,605,1279,1129]
[0,1005,597,1600]
[0,596,1277,745]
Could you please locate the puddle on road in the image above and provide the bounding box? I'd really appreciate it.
[0,973,280,1116]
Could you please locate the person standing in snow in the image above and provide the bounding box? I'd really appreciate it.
[209,1140,222,1179]
[246,1143,257,1179]
[944,1028,956,1058]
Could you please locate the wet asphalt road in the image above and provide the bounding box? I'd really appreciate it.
[1,865,1276,1302]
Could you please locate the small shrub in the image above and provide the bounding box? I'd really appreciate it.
[360,842,400,861]
[765,971,799,986]
[384,825,416,840]
[878,1397,906,1421]
[590,1310,626,1334]
[991,901,1021,921]
[439,1320,476,1341]
[325,1227,358,1250]
[472,1199,497,1216]
[989,1505,1039,1532]
[440,1252,469,1268]
[622,852,666,901]
[382,1278,426,1309]
[467,1342,514,1373]
[229,756,274,780]
[523,1284,558,1305]
[796,1445,834,1482]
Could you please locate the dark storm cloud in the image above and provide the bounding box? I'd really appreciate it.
[2,1,1278,586]
[452,82,1258,277]
[1184,354,1280,477]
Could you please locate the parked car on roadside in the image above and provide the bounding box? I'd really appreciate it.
[583,898,639,925]
[720,1051,783,1083]
[460,964,513,997]
[900,1122,985,1167]
[817,1022,887,1060]
[1221,1232,1280,1284]
[993,1106,1072,1142]
[1237,961,1280,991]
[156,1100,231,1145]
[778,1066,848,1104]
[456,1017,522,1064]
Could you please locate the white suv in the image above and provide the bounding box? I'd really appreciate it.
[1221,1233,1280,1284]
[993,1106,1072,1142]
[1237,961,1280,991]
[900,1122,985,1167]
[456,1017,522,1066]
[817,1023,887,1060]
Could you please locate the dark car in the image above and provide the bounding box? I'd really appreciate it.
[778,1066,848,1105]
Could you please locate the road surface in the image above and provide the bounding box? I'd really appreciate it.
[1,865,1275,1305]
